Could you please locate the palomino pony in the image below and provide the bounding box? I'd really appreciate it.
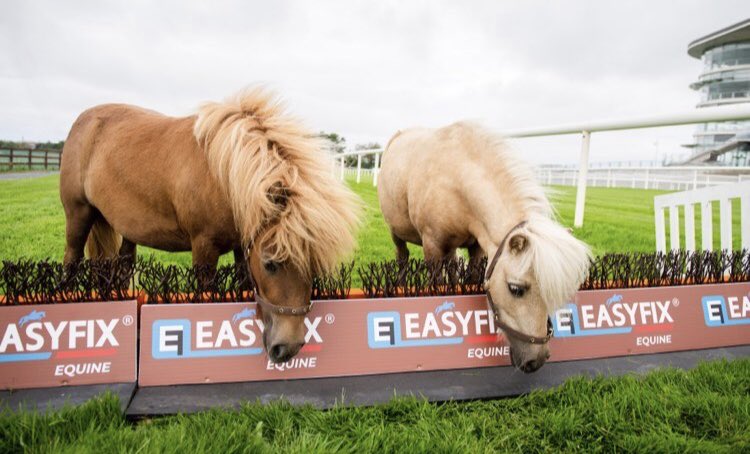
[60,88,361,363]
[378,122,590,373]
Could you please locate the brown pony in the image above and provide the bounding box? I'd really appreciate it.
[60,88,361,363]
[378,122,590,373]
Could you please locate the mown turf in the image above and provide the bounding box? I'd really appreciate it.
[0,175,743,270]
[1,359,748,453]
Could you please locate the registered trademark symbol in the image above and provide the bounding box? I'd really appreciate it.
[672,298,680,307]
[325,313,335,324]
[122,315,134,326]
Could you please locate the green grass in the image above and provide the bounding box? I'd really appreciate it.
[0,174,743,268]
[1,359,749,452]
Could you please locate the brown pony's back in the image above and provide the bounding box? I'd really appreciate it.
[60,104,236,263]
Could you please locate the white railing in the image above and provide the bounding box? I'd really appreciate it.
[333,148,384,185]
[538,166,750,191]
[653,183,750,252]
[333,103,750,227]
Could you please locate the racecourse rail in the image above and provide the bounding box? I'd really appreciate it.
[333,103,750,228]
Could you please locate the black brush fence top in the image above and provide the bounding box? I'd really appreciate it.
[0,250,748,305]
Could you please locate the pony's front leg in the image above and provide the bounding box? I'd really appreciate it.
[233,247,253,291]
[423,237,459,288]
[119,239,137,262]
[422,236,455,263]
[467,242,486,284]
[191,237,221,286]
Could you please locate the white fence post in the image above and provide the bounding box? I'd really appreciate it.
[655,183,749,252]
[655,205,666,252]
[573,131,590,228]
[373,152,380,187]
[356,154,362,184]
[339,156,345,181]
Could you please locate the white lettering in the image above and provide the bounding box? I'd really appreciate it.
[96,319,119,347]
[0,325,23,352]
[238,319,256,346]
[196,321,213,349]
[304,317,322,343]
[636,335,672,347]
[68,320,87,349]
[405,313,419,339]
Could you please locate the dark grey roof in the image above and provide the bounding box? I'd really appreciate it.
[688,18,750,58]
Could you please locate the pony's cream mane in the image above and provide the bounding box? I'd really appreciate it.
[466,123,591,312]
[519,216,591,313]
[193,87,361,278]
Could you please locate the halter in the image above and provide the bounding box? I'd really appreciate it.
[255,292,313,317]
[484,220,553,345]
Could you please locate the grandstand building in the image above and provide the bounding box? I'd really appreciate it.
[684,19,750,166]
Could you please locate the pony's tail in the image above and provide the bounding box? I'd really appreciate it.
[85,218,122,259]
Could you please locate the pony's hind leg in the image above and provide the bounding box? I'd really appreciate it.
[391,232,410,264]
[63,202,97,265]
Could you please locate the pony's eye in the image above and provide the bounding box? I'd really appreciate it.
[263,261,279,274]
[507,283,526,298]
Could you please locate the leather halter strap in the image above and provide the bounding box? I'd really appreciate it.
[484,220,553,345]
[255,293,313,317]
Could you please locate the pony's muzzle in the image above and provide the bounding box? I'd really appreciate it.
[268,342,304,364]
[510,346,550,374]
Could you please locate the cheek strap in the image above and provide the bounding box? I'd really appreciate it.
[484,220,553,345]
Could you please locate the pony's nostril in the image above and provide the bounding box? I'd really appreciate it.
[546,351,551,360]
[521,359,541,373]
[269,344,288,362]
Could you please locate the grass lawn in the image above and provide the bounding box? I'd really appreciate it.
[1,359,749,452]
[0,174,743,269]
[1,173,749,451]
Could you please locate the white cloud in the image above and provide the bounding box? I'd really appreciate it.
[0,0,746,164]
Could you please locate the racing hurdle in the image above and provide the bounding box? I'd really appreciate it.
[1,252,749,415]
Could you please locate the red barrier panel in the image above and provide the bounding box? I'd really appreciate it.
[0,301,138,390]
[138,283,750,387]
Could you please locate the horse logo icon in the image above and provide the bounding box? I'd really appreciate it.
[232,307,256,323]
[605,294,623,306]
[434,301,455,314]
[19,310,46,327]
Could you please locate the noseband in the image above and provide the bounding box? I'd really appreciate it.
[484,220,553,345]
[255,293,313,317]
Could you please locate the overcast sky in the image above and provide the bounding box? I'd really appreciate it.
[1,1,747,164]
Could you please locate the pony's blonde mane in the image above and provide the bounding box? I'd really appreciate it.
[466,123,591,312]
[193,87,361,278]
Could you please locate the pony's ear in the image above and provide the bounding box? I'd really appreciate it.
[508,233,528,255]
[267,182,290,209]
